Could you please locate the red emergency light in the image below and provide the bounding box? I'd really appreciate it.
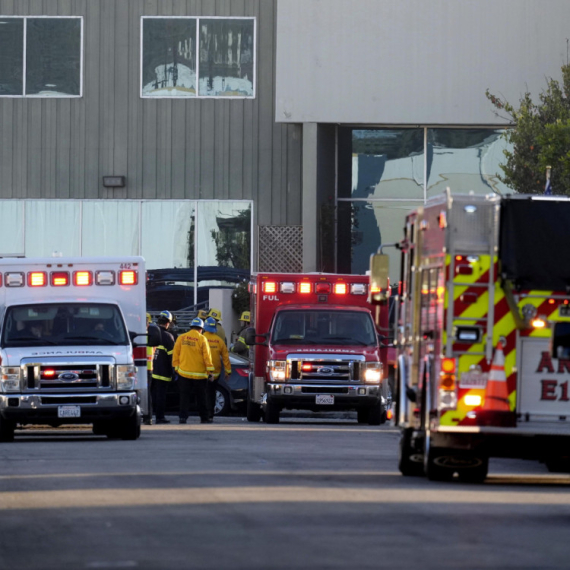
[315,283,331,294]
[301,363,312,371]
[28,272,47,287]
[51,272,69,287]
[119,270,137,286]
[262,281,277,294]
[333,283,347,295]
[299,282,312,294]
[74,271,93,286]
[42,369,56,378]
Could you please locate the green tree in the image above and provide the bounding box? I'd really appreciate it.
[486,62,570,194]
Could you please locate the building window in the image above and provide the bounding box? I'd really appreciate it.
[0,17,82,98]
[141,17,255,99]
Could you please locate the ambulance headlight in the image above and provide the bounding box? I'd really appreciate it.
[364,362,382,383]
[268,360,287,381]
[1,367,21,392]
[116,365,136,390]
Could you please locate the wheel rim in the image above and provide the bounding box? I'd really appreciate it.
[214,389,226,414]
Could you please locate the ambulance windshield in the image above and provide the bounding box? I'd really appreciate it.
[2,302,129,347]
[271,310,377,346]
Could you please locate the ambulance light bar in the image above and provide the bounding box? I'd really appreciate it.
[1,269,137,288]
[262,279,367,295]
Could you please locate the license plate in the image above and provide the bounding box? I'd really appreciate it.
[315,394,334,405]
[459,371,488,389]
[58,405,81,418]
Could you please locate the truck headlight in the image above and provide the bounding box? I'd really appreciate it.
[116,365,136,390]
[268,360,287,381]
[1,367,21,392]
[364,362,382,383]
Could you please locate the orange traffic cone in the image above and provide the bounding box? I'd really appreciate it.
[482,341,511,412]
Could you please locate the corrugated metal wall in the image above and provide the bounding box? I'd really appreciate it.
[0,0,302,228]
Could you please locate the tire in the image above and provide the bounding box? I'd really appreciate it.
[92,422,108,436]
[264,400,280,424]
[545,456,570,473]
[357,408,369,424]
[367,401,386,426]
[246,398,262,422]
[398,428,424,476]
[107,413,141,441]
[425,447,455,482]
[457,456,489,483]
[0,416,15,442]
[214,387,231,416]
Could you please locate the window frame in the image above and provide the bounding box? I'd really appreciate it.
[0,15,84,99]
[140,15,256,100]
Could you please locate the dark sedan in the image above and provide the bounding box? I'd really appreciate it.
[165,352,250,416]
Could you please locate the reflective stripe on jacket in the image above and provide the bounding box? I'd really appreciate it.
[146,346,155,372]
[204,331,232,379]
[173,329,215,379]
[152,325,175,382]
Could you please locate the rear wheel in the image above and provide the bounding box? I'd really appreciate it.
[456,456,489,483]
[246,398,262,422]
[264,400,280,424]
[214,387,231,416]
[398,428,424,476]
[0,416,15,442]
[425,447,455,482]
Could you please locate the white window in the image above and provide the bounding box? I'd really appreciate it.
[141,17,255,99]
[0,16,83,98]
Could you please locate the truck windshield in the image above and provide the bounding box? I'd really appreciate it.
[271,310,377,346]
[2,303,129,347]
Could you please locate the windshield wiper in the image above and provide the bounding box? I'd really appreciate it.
[324,336,370,346]
[9,336,58,345]
[272,338,319,344]
[61,335,121,345]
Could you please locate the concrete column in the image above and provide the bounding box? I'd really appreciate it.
[302,123,318,272]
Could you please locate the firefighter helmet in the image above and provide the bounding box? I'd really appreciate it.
[159,310,173,322]
[204,317,217,333]
[240,311,251,323]
[146,313,152,324]
[197,309,209,319]
[190,317,204,329]
[208,308,222,321]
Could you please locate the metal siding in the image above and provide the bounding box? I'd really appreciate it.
[0,0,301,225]
[275,0,570,125]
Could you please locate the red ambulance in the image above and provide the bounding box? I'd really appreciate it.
[244,273,391,424]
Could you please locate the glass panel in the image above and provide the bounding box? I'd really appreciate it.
[346,129,424,199]
[25,201,80,257]
[198,19,254,97]
[427,129,512,197]
[0,201,24,254]
[26,18,81,96]
[338,200,423,280]
[141,201,195,270]
[82,201,140,257]
[0,18,23,95]
[196,202,251,271]
[142,18,197,97]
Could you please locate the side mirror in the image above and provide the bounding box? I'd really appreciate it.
[551,322,570,359]
[243,327,268,346]
[369,253,390,305]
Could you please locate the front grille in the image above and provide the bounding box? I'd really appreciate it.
[301,387,349,394]
[41,396,97,405]
[22,362,114,391]
[288,358,360,383]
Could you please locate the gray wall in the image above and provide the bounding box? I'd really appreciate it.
[276,0,570,125]
[0,0,302,229]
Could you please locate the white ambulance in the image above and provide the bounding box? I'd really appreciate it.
[0,256,151,441]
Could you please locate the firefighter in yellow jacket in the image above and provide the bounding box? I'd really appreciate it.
[203,316,232,421]
[172,317,215,424]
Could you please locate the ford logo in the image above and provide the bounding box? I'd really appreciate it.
[59,372,79,380]
[317,366,334,374]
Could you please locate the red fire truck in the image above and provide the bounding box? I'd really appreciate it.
[370,191,570,482]
[244,273,391,424]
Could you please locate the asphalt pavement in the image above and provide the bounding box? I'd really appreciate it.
[0,416,569,570]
